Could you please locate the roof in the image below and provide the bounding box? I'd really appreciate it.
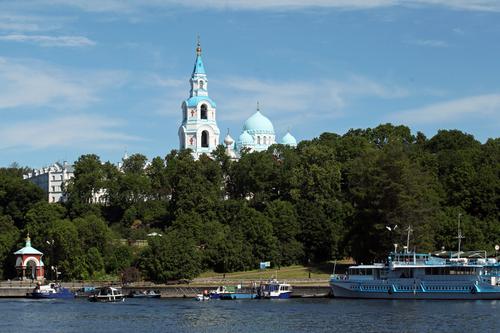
[224,133,234,145]
[14,238,43,255]
[238,130,254,145]
[192,54,206,75]
[243,111,274,134]
[281,132,297,146]
[185,96,216,108]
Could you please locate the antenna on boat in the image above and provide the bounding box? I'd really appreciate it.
[456,213,465,259]
[405,225,413,254]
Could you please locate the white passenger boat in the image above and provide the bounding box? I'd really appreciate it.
[330,252,500,300]
[88,287,125,302]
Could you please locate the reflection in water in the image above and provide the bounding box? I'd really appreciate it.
[0,298,499,333]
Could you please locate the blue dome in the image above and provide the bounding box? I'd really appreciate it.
[238,130,254,145]
[243,111,274,134]
[281,132,297,146]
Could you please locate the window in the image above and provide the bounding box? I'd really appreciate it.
[201,131,209,148]
[199,80,204,89]
[257,136,261,144]
[264,137,267,145]
[201,104,208,120]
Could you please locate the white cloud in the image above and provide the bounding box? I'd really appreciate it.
[0,57,127,110]
[0,12,70,32]
[19,0,500,12]
[406,39,449,48]
[388,93,500,124]
[0,115,140,150]
[148,73,407,129]
[210,75,408,127]
[0,34,96,47]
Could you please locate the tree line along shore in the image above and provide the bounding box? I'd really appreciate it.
[0,124,498,283]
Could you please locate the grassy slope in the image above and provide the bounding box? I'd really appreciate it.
[197,262,349,281]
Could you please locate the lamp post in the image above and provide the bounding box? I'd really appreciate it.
[495,245,499,259]
[46,239,54,281]
[385,225,398,253]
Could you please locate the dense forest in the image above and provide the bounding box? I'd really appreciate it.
[0,124,498,282]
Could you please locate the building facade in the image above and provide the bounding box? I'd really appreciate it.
[23,161,74,203]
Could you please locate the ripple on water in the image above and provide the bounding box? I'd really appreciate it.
[1,298,499,333]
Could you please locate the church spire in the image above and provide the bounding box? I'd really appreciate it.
[192,36,206,76]
[196,35,202,56]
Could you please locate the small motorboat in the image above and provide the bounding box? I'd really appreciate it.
[257,279,292,299]
[88,286,125,302]
[209,285,257,300]
[195,294,210,301]
[27,282,75,299]
[75,286,96,298]
[128,290,161,298]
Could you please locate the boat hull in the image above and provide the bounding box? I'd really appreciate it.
[27,291,75,299]
[330,282,500,300]
[219,293,257,300]
[257,292,292,299]
[88,295,125,302]
[27,287,75,299]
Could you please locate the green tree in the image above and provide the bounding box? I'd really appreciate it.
[346,142,440,262]
[66,154,104,217]
[0,168,45,228]
[139,229,201,281]
[0,215,20,279]
[264,200,303,265]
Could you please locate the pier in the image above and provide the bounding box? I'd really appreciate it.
[0,279,331,298]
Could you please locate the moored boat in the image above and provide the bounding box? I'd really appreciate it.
[257,280,292,299]
[330,252,500,300]
[209,285,258,300]
[128,290,161,298]
[331,222,500,300]
[27,282,75,299]
[88,286,125,302]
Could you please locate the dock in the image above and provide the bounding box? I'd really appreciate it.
[0,279,331,298]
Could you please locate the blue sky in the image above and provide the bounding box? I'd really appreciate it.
[0,0,499,167]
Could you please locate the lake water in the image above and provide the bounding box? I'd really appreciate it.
[1,298,499,333]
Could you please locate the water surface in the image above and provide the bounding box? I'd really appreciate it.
[0,298,498,333]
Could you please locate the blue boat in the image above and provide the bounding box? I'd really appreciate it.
[209,285,258,300]
[27,282,75,299]
[257,280,292,299]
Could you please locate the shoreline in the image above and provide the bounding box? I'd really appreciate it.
[0,280,331,298]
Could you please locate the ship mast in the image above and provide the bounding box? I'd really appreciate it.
[456,213,465,259]
[405,225,413,254]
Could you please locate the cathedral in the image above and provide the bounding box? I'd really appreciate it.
[178,41,297,160]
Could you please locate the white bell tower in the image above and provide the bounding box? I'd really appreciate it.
[178,38,220,159]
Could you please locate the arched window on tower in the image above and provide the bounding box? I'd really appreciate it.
[257,136,261,145]
[264,137,267,145]
[201,104,208,120]
[201,131,209,148]
[199,80,204,90]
